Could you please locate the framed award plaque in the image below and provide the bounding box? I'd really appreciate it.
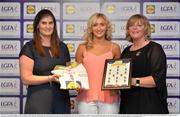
[102,58,132,90]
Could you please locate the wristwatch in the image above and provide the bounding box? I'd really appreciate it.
[135,78,140,87]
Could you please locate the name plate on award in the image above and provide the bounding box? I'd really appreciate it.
[102,58,132,89]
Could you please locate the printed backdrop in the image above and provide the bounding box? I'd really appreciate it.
[0,0,179,114]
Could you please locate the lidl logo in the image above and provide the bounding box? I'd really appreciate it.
[66,5,75,15]
[27,24,33,33]
[66,43,75,53]
[66,24,75,33]
[150,24,155,33]
[106,5,115,14]
[27,5,35,14]
[146,5,155,14]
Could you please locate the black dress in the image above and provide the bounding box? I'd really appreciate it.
[19,40,71,114]
[120,41,169,114]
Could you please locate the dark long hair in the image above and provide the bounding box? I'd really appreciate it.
[33,9,60,57]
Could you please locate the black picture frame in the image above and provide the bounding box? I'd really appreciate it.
[102,58,132,90]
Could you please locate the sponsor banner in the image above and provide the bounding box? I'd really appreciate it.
[63,22,86,39]
[64,41,82,57]
[102,2,140,20]
[24,2,60,20]
[0,59,19,76]
[0,40,20,57]
[167,98,180,114]
[112,21,126,38]
[23,97,26,114]
[155,40,180,57]
[112,40,131,52]
[23,85,27,96]
[0,97,20,114]
[70,97,78,114]
[144,2,180,19]
[0,21,20,38]
[150,21,180,38]
[167,60,179,77]
[63,2,100,20]
[166,79,180,96]
[23,21,60,38]
[0,2,20,19]
[0,78,20,95]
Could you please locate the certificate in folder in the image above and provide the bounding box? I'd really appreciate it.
[102,58,132,90]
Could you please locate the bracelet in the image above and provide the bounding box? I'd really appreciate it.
[48,75,52,85]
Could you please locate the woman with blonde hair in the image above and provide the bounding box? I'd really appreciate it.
[75,12,121,114]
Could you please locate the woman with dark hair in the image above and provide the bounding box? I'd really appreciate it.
[119,14,169,114]
[19,9,71,114]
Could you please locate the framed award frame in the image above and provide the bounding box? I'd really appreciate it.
[102,58,132,90]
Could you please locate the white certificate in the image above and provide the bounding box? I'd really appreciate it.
[51,64,89,90]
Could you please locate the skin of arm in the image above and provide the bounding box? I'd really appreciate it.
[112,42,121,59]
[75,44,85,64]
[19,55,60,85]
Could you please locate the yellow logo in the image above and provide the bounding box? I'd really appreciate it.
[112,24,115,33]
[27,5,36,14]
[146,5,155,14]
[27,24,33,33]
[150,24,155,33]
[66,81,81,89]
[67,43,75,53]
[66,24,75,33]
[66,5,75,14]
[106,5,116,14]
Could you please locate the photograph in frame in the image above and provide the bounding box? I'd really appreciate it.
[102,58,132,90]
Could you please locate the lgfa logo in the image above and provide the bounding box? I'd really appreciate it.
[0,100,17,108]
[40,6,56,12]
[161,5,177,12]
[162,43,176,51]
[1,24,18,32]
[160,24,177,31]
[1,63,18,69]
[1,44,17,51]
[0,81,17,88]
[1,5,18,13]
[167,99,178,110]
[167,63,176,70]
[166,81,177,89]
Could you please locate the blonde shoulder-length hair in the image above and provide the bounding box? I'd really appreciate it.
[126,14,151,42]
[83,12,112,48]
